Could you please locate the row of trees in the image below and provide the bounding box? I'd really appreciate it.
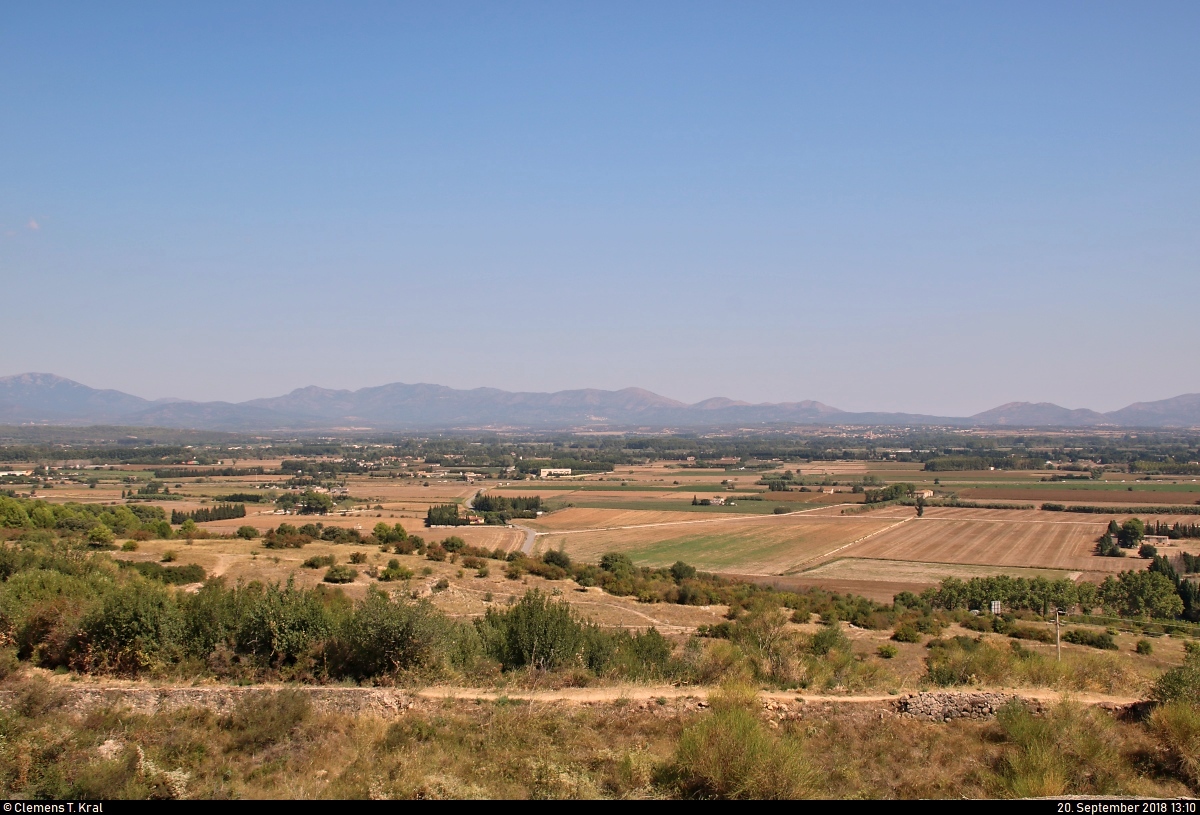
[926,570,1194,621]
[275,490,336,515]
[170,503,246,524]
[864,483,915,504]
[1,495,170,541]
[469,493,542,523]
[425,504,467,527]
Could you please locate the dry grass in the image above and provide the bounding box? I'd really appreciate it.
[2,678,1192,800]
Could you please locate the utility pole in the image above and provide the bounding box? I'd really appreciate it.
[1055,608,1062,662]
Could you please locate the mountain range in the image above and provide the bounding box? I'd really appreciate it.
[1,373,1198,431]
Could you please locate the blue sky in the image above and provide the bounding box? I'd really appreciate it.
[2,2,1197,414]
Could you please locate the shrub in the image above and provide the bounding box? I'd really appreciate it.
[119,561,205,585]
[378,559,414,582]
[236,525,259,540]
[476,589,589,670]
[1009,625,1054,644]
[86,524,115,547]
[161,550,177,563]
[332,588,450,677]
[1062,629,1117,650]
[542,549,571,569]
[349,551,367,564]
[235,580,333,664]
[877,643,898,659]
[673,684,814,799]
[891,623,921,643]
[1135,639,1153,655]
[670,561,697,582]
[1152,653,1200,703]
[75,582,182,674]
[302,554,336,569]
[120,541,138,552]
[323,565,358,584]
[809,625,849,655]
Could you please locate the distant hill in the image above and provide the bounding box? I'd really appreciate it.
[1,373,1198,430]
[967,402,1109,427]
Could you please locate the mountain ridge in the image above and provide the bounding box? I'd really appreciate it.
[1,373,1198,430]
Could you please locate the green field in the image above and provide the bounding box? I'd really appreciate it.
[549,530,807,571]
[563,498,811,515]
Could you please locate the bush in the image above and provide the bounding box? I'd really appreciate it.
[542,549,571,569]
[302,554,336,569]
[877,643,898,659]
[236,525,259,540]
[1152,653,1200,703]
[1009,625,1054,644]
[378,560,414,582]
[1135,639,1153,655]
[476,590,589,670]
[119,561,205,585]
[161,551,176,563]
[86,525,115,547]
[892,623,921,643]
[236,580,332,664]
[809,625,849,655]
[76,582,182,674]
[323,564,358,584]
[332,588,450,677]
[673,684,813,799]
[1062,629,1117,650]
[120,540,138,552]
[349,551,367,564]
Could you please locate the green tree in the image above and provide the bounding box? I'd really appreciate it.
[0,498,31,529]
[1118,518,1145,548]
[299,490,335,515]
[86,524,115,547]
[1099,571,1184,619]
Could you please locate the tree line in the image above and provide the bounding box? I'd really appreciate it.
[170,503,246,524]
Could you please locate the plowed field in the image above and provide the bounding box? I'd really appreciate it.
[847,516,1128,573]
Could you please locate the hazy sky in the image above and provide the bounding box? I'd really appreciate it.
[3,2,1197,415]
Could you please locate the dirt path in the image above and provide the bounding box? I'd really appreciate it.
[6,675,1144,713]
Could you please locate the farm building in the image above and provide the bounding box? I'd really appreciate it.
[913,489,935,499]
[539,468,572,478]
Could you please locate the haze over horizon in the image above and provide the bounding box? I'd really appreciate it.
[3,2,1198,415]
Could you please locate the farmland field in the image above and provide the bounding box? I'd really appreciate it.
[537,514,902,574]
[799,557,1081,584]
[26,456,1191,606]
[845,515,1127,574]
